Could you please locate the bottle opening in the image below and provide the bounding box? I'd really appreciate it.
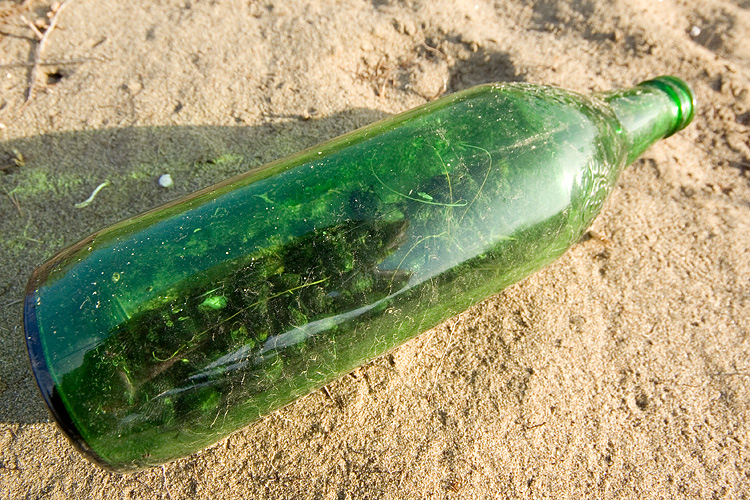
[637,76,695,137]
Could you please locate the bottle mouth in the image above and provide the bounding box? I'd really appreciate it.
[637,76,695,137]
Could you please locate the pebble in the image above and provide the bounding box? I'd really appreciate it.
[158,174,174,188]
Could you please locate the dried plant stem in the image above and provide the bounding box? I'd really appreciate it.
[19,15,44,40]
[25,0,76,103]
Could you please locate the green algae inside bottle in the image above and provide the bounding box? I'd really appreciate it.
[24,76,694,472]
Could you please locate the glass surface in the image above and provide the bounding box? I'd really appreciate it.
[24,77,694,472]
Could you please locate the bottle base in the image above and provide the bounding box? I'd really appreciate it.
[24,292,118,473]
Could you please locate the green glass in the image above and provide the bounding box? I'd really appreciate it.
[24,76,694,472]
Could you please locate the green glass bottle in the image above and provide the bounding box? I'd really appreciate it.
[24,76,694,472]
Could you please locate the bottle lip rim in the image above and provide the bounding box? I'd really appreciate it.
[24,289,121,473]
[638,76,696,137]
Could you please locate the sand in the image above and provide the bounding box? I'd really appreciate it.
[1,0,749,498]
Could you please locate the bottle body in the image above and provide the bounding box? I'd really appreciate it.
[24,78,693,472]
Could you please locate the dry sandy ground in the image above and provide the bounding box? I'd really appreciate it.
[1,0,749,498]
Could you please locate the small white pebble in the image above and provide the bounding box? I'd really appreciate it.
[158,174,174,188]
[690,26,701,37]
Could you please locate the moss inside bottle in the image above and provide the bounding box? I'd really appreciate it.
[24,76,695,472]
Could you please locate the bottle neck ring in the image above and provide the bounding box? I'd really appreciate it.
[636,76,695,137]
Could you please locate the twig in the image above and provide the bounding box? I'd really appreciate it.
[522,421,546,431]
[5,190,22,215]
[25,0,75,103]
[22,214,43,243]
[74,180,109,208]
[19,15,44,40]
[161,466,174,500]
[421,41,447,59]
[432,316,463,386]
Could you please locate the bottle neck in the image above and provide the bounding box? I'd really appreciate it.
[598,76,695,164]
